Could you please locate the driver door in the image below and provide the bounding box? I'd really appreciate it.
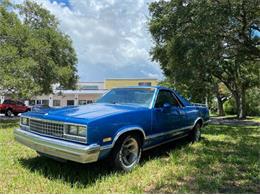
[151,90,186,139]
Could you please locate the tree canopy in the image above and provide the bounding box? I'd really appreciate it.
[149,0,260,118]
[0,0,78,99]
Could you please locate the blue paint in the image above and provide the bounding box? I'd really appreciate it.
[22,86,210,160]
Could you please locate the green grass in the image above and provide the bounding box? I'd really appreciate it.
[0,120,259,193]
[245,116,260,122]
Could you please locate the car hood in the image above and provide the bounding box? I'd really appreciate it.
[25,103,148,123]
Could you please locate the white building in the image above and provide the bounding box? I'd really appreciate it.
[28,82,107,107]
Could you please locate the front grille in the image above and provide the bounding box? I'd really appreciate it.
[29,119,64,138]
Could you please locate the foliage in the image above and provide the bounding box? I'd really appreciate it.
[0,1,78,99]
[1,122,260,193]
[224,98,237,115]
[246,87,260,116]
[148,0,260,118]
[224,87,260,116]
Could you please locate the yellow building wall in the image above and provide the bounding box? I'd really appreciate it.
[104,79,158,89]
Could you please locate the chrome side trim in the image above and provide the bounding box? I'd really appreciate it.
[143,134,188,151]
[146,125,193,140]
[100,125,193,151]
[100,144,113,150]
[100,126,146,151]
[193,117,203,128]
[113,126,146,142]
[14,128,100,164]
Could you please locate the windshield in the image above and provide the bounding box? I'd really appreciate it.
[96,88,155,107]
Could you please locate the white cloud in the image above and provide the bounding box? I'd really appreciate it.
[14,0,163,81]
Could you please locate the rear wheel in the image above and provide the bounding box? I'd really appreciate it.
[5,109,12,117]
[110,134,142,172]
[189,123,202,143]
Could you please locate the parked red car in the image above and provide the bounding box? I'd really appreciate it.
[0,100,30,117]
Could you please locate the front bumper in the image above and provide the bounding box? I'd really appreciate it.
[14,128,100,163]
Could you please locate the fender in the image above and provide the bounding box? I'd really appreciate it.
[193,117,203,129]
[100,126,146,150]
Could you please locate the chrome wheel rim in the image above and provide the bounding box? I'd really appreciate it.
[120,137,139,167]
[7,110,12,116]
[195,125,201,141]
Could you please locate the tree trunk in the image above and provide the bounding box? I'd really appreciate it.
[239,88,246,119]
[217,96,225,116]
[234,89,247,119]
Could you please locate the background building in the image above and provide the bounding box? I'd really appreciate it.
[11,78,158,107]
[27,82,106,107]
[104,78,158,89]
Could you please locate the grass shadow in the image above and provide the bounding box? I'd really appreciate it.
[141,136,191,163]
[18,136,193,187]
[146,125,260,193]
[19,156,117,187]
[0,119,19,128]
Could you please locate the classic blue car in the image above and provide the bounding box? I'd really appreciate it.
[15,86,210,171]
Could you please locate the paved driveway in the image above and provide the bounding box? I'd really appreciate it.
[0,114,20,120]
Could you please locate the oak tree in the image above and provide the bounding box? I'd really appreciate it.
[149,0,260,118]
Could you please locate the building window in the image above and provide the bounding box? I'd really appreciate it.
[87,100,93,104]
[79,100,87,105]
[138,82,152,86]
[53,100,61,107]
[36,100,42,105]
[42,100,49,106]
[67,100,74,106]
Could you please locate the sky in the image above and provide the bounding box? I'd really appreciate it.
[19,0,164,82]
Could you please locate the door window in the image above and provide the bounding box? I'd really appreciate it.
[155,90,180,108]
[17,101,25,106]
[3,100,15,104]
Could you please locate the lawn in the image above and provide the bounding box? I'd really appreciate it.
[0,119,259,193]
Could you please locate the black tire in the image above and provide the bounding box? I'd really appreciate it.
[5,109,13,117]
[13,113,19,116]
[189,122,202,143]
[110,134,142,172]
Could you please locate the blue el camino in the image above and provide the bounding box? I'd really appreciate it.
[15,86,210,171]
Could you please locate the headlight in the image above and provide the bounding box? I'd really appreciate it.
[66,125,86,138]
[78,126,86,137]
[68,125,78,135]
[21,117,29,126]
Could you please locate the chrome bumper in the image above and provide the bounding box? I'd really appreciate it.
[14,128,100,163]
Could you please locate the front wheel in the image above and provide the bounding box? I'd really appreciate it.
[111,134,142,172]
[189,123,201,143]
